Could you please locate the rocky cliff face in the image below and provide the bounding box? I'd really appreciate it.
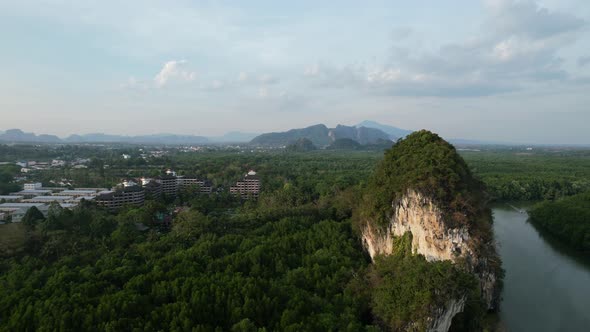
[361,190,500,331]
[427,297,466,332]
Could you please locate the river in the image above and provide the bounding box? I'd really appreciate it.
[492,204,590,331]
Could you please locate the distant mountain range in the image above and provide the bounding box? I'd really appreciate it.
[208,131,259,143]
[356,120,413,138]
[0,129,258,145]
[0,121,519,146]
[250,124,394,146]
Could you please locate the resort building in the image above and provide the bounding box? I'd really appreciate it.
[155,175,178,197]
[95,186,145,212]
[60,189,100,197]
[230,170,261,199]
[177,176,213,194]
[144,181,163,199]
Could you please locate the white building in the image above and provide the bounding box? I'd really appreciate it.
[0,203,47,222]
[51,160,66,167]
[0,195,23,202]
[23,183,43,190]
[60,190,99,197]
[24,196,71,203]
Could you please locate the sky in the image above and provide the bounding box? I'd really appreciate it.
[0,0,589,144]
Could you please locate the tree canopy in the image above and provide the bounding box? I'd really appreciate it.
[360,130,487,229]
[529,191,590,252]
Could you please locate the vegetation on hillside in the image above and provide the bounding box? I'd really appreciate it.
[354,130,498,331]
[326,138,361,150]
[359,130,487,230]
[368,234,485,331]
[285,138,317,152]
[529,191,590,252]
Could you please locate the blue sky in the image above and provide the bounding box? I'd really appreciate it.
[1,0,589,144]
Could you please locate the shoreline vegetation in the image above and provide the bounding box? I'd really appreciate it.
[528,191,590,253]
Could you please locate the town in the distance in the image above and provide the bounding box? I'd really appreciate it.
[0,168,260,223]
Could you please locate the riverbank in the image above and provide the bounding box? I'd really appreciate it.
[492,204,590,331]
[528,192,590,253]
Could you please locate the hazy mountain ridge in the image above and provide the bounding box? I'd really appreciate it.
[0,121,517,146]
[0,129,61,143]
[207,131,259,143]
[356,120,413,138]
[250,124,393,146]
[65,133,209,144]
[0,129,209,145]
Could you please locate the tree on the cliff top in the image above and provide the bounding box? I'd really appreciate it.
[360,130,486,229]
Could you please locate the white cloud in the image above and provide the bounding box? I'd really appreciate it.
[154,60,196,87]
[303,0,587,97]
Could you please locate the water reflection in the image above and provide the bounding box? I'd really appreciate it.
[492,204,590,332]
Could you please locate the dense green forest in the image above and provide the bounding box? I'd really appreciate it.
[0,141,588,330]
[0,136,506,331]
[1,176,375,330]
[461,149,590,201]
[0,199,375,331]
[1,147,380,331]
[2,143,589,201]
[528,191,590,252]
[0,164,21,195]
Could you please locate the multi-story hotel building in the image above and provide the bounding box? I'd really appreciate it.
[95,185,145,211]
[177,176,213,194]
[155,175,178,197]
[143,181,163,199]
[230,170,261,198]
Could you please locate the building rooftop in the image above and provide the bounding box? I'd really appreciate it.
[75,196,96,201]
[59,203,78,209]
[157,175,177,180]
[23,196,71,202]
[61,190,99,195]
[11,189,52,195]
[0,195,23,200]
[75,188,108,191]
[96,186,144,201]
[244,173,260,180]
[0,202,46,209]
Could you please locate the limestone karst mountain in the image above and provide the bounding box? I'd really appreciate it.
[356,130,502,331]
[250,124,394,146]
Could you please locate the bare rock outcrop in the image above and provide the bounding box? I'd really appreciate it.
[362,190,500,331]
